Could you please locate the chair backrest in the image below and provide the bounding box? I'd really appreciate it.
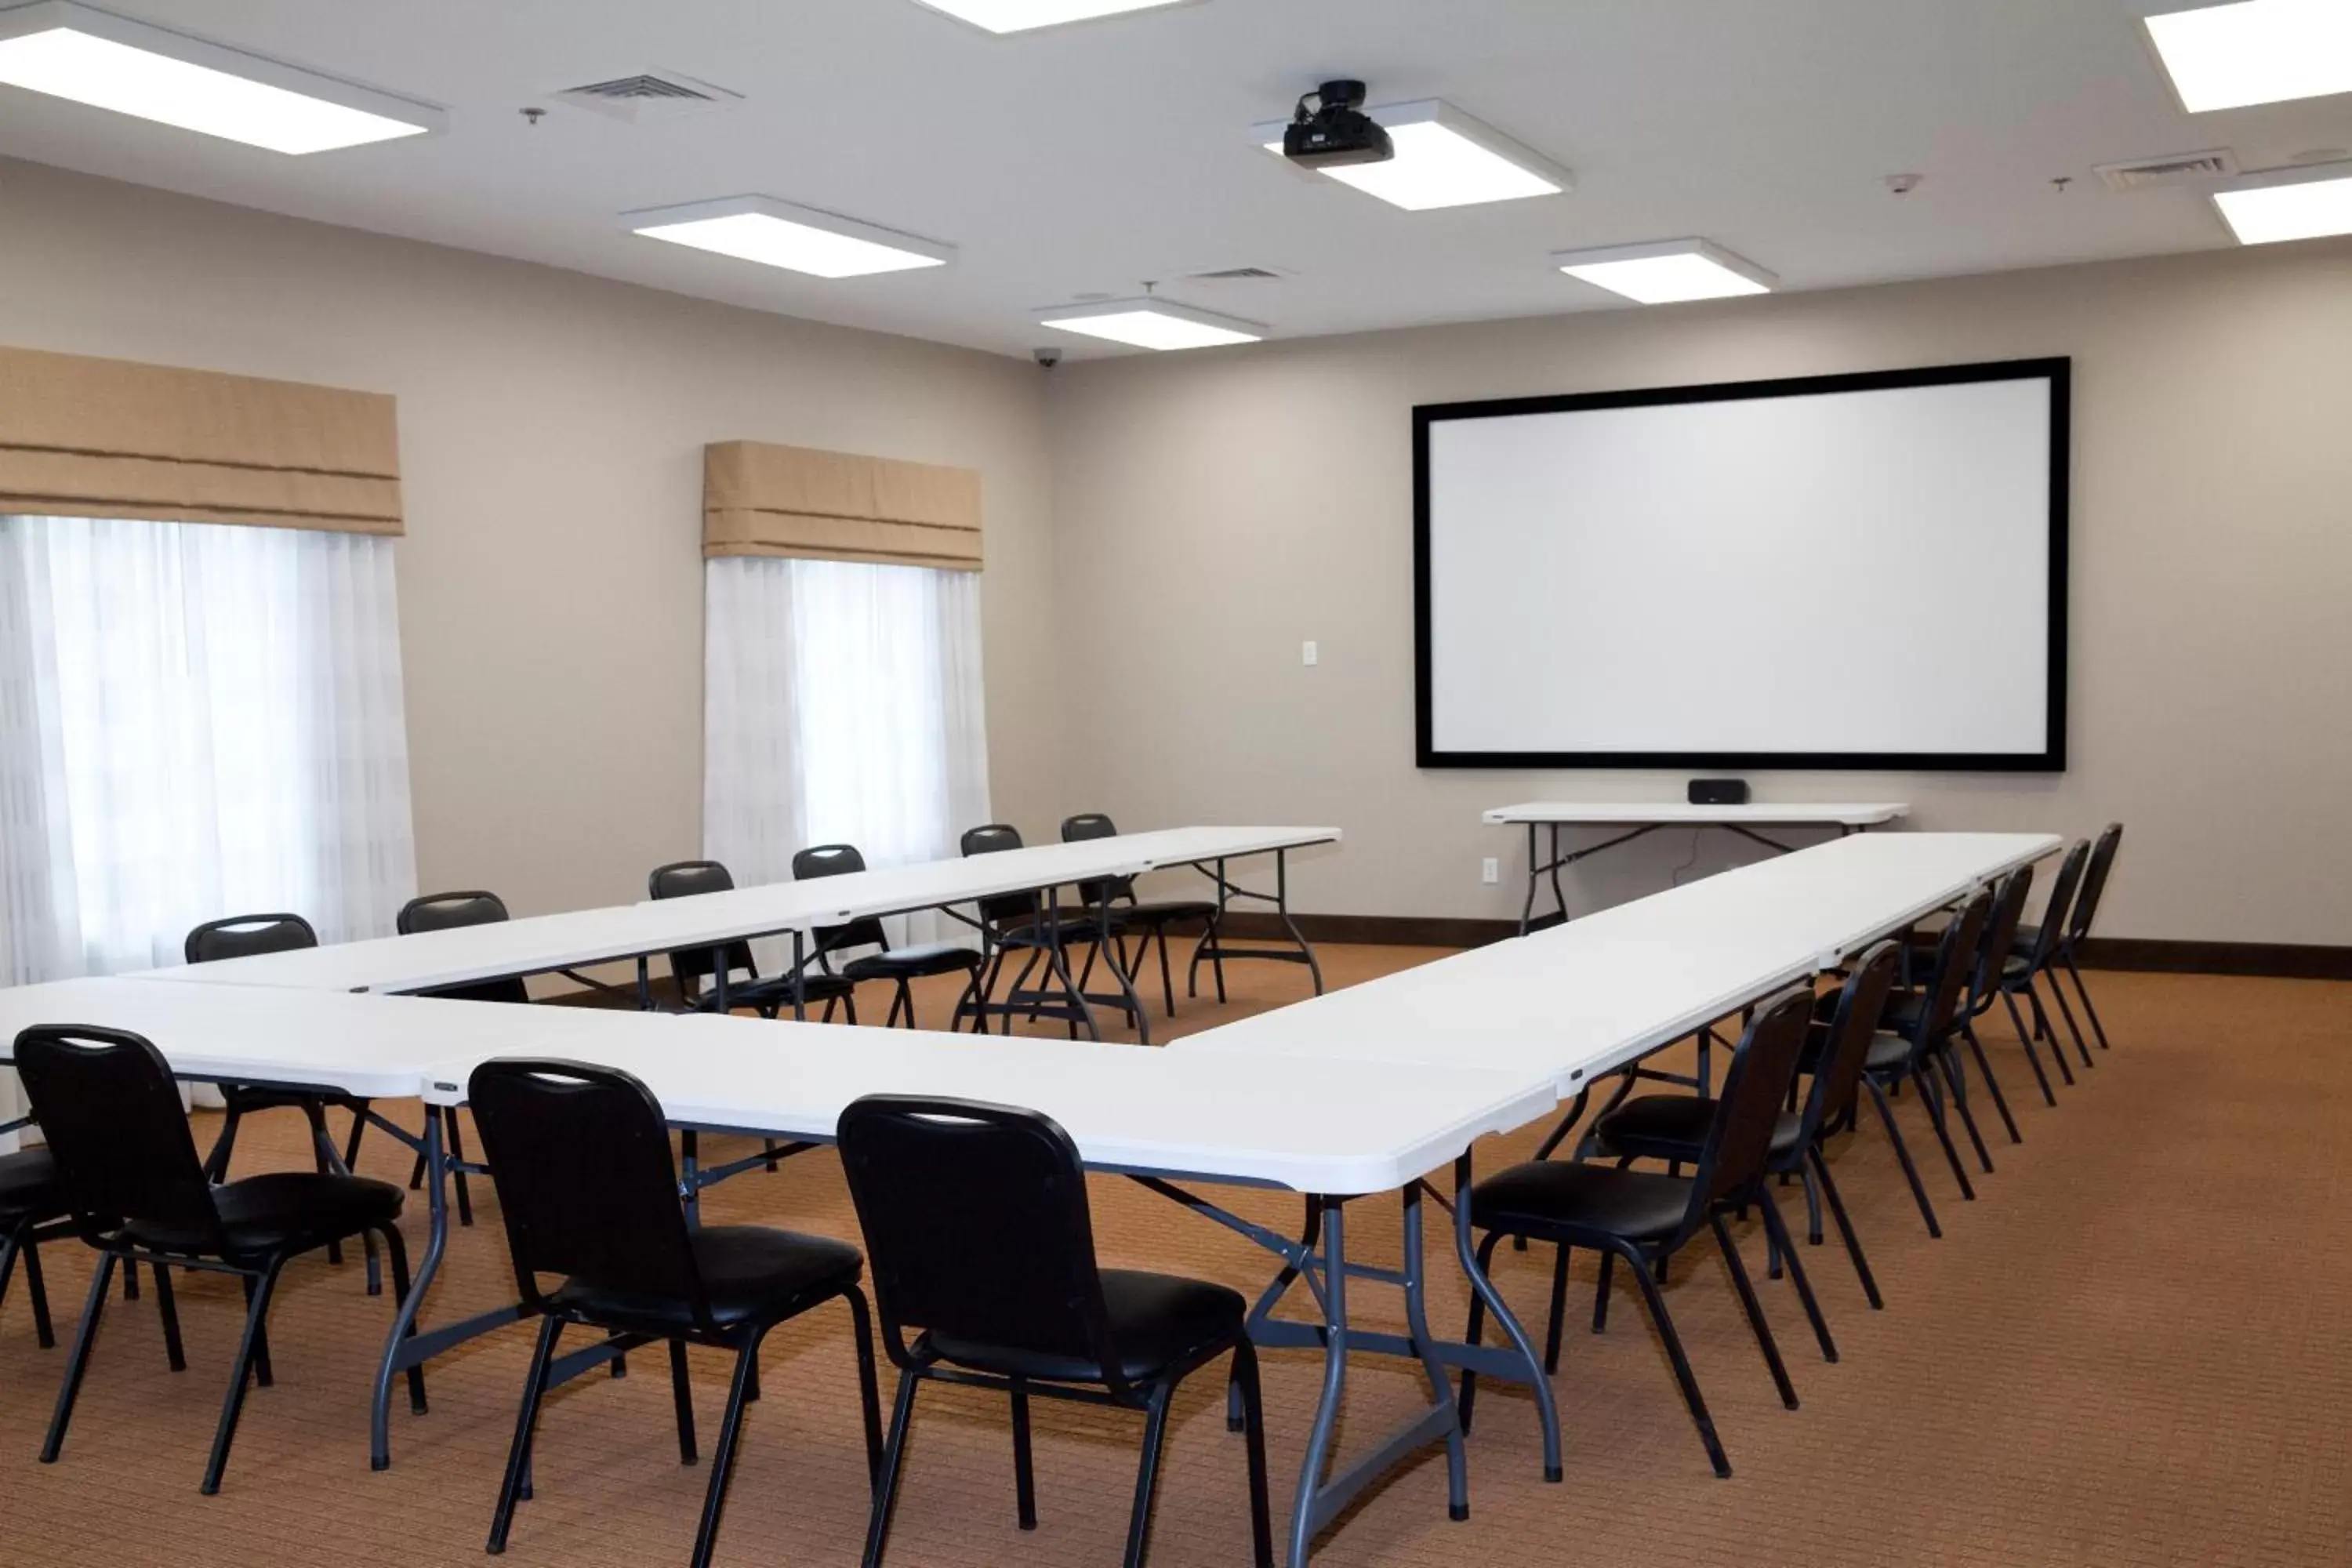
[1970,866,2034,1007]
[466,1058,710,1327]
[2024,840,2089,970]
[14,1025,224,1253]
[399,890,529,1005]
[1797,941,1904,1142]
[1679,986,1817,1225]
[793,844,890,960]
[648,860,754,1001]
[1060,812,1135,906]
[184,912,317,965]
[1916,887,1994,1044]
[2066,822,2123,946]
[837,1094,1125,1393]
[960,824,1039,930]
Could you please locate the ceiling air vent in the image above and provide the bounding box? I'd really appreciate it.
[2095,149,2239,192]
[553,71,741,124]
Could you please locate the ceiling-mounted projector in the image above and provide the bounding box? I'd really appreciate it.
[1282,78,1392,169]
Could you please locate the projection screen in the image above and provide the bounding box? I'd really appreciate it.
[1414,359,2068,771]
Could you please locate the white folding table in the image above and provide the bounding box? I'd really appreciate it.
[1483,800,1909,933]
[129,826,1341,1045]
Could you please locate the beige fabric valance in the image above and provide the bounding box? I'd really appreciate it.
[0,345,402,535]
[703,440,981,572]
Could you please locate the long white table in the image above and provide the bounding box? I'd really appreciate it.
[1483,800,1909,933]
[0,973,1552,1568]
[130,826,1341,1045]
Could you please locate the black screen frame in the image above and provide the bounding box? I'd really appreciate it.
[1413,356,2071,772]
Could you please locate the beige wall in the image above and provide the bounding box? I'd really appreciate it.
[1044,243,2352,945]
[0,158,1062,921]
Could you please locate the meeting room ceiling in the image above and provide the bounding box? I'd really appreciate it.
[2,0,2347,359]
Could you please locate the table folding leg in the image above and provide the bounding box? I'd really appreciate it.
[1187,849,1326,1002]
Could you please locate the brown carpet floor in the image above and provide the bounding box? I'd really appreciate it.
[2,947,2347,1566]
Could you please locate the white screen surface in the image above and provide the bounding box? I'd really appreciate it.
[1422,370,2060,763]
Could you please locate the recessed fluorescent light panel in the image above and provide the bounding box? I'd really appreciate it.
[2143,1,2352,112]
[1553,239,1777,304]
[910,0,1189,34]
[1034,297,1263,350]
[2211,160,2352,242]
[0,0,441,153]
[627,196,953,278]
[1252,100,1569,211]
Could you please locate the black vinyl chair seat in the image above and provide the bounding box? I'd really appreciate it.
[0,1149,62,1218]
[546,1225,865,1334]
[1471,1161,1697,1243]
[924,1269,1244,1387]
[123,1171,403,1259]
[687,967,857,1014]
[841,942,989,983]
[1592,1096,1806,1167]
[1863,1031,1913,1075]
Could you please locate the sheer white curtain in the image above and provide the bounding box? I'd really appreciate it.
[0,515,417,1142]
[703,557,989,949]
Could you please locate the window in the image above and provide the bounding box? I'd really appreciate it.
[0,514,417,985]
[702,556,989,941]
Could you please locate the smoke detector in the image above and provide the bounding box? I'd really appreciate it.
[553,71,741,124]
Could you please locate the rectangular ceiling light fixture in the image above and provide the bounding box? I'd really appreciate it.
[1252,100,1570,211]
[0,0,441,153]
[910,0,1189,34]
[627,196,954,278]
[2211,160,2352,242]
[2143,1,2352,111]
[1034,297,1263,350]
[1552,239,1777,304]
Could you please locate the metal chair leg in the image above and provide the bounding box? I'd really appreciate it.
[1120,1383,1175,1568]
[1709,1214,1798,1410]
[1936,1049,1996,1174]
[2002,989,2058,1105]
[5,1231,58,1348]
[1864,1076,1941,1237]
[201,1258,287,1494]
[445,1110,474,1227]
[862,1367,922,1568]
[1542,1243,1570,1372]
[487,1315,561,1553]
[203,1108,241,1183]
[2063,957,2111,1051]
[844,1287,885,1486]
[1755,1187,1835,1363]
[40,1251,116,1463]
[1592,1247,1615,1334]
[1961,1022,2022,1144]
[1808,1148,1882,1308]
[1620,1239,1729,1477]
[154,1261,187,1371]
[1011,1378,1037,1528]
[1232,1340,1276,1568]
[688,1330,766,1568]
[2028,978,2080,1083]
[1915,1068,1978,1200]
[670,1339,698,1464]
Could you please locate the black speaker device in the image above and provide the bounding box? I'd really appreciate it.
[1687,779,1750,806]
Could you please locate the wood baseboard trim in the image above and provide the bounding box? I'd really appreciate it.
[2074,938,2352,981]
[1221,913,2351,978]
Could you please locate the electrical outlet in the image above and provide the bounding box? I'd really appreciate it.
[1481,857,1500,884]
[1301,640,1318,666]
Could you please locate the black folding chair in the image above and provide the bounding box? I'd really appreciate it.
[1998,841,2089,1102]
[793,844,985,1029]
[648,859,858,1019]
[1459,986,1823,1479]
[16,1024,415,1494]
[1062,814,1221,1018]
[1,1145,66,1350]
[468,1058,880,1568]
[839,1094,1272,1568]
[1858,888,1995,1238]
[387,890,528,1217]
[1589,940,1905,1315]
[2025,822,2123,1058]
[958,825,1133,1037]
[1947,866,2034,1145]
[186,913,376,1276]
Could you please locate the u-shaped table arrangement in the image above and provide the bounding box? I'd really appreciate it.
[0,825,2059,1566]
